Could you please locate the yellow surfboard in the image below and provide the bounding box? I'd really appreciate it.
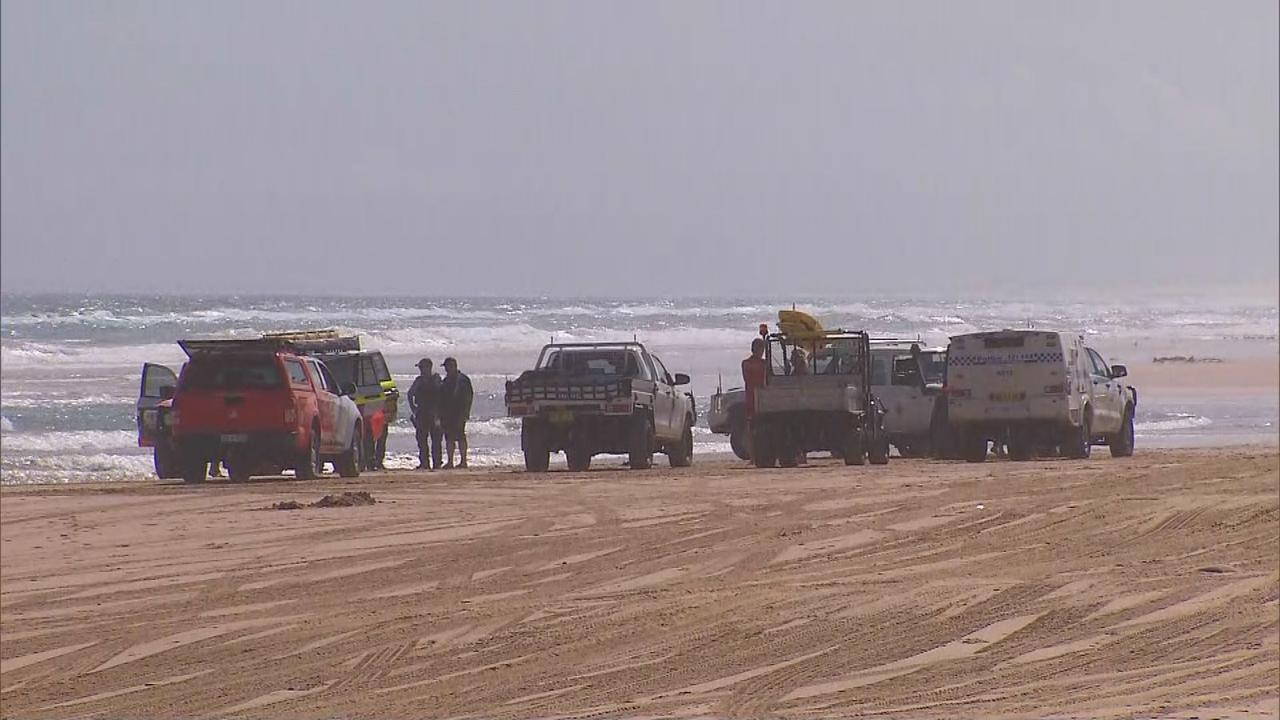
[777,310,825,341]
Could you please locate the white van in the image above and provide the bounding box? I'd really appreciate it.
[945,330,1137,461]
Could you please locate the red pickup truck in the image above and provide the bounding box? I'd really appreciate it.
[138,338,365,482]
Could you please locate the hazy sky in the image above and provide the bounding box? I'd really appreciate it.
[2,1,1277,297]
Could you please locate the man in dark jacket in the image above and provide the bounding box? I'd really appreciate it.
[407,358,442,470]
[440,356,474,469]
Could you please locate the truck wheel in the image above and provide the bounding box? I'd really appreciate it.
[1063,413,1091,459]
[1110,406,1135,458]
[181,458,208,484]
[778,436,800,468]
[566,443,592,472]
[296,427,321,480]
[962,433,988,463]
[751,421,776,468]
[868,433,890,465]
[154,441,180,479]
[338,424,362,478]
[668,422,694,468]
[729,427,750,461]
[843,426,866,466]
[629,415,654,470]
[521,420,551,473]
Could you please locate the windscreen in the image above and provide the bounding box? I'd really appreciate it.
[181,357,283,391]
[540,349,642,377]
[770,337,863,376]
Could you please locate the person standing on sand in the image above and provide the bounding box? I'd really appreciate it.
[440,357,474,469]
[408,358,443,470]
[742,338,768,460]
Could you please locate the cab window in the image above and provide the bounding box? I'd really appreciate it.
[370,353,392,382]
[286,359,311,387]
[1086,348,1111,378]
[870,352,893,386]
[308,360,333,393]
[651,355,673,385]
[358,356,379,386]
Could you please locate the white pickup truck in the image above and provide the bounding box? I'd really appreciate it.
[945,330,1137,461]
[505,342,697,472]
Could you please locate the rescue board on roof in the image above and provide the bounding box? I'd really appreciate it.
[777,310,825,341]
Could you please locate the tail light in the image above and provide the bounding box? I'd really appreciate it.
[1043,383,1066,395]
[947,387,971,399]
[607,402,633,414]
[284,406,297,424]
[509,404,529,416]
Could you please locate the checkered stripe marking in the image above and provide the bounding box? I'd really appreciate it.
[950,352,1064,366]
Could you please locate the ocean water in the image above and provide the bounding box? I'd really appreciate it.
[1,294,1276,484]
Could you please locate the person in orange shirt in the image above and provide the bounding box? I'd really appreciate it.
[742,338,768,423]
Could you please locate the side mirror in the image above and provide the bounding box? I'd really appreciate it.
[340,381,358,397]
[672,373,691,386]
[1110,364,1127,378]
[159,385,175,400]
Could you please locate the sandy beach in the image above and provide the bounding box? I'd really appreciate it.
[1,447,1276,719]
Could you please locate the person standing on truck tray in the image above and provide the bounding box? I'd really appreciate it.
[742,338,768,460]
[407,358,443,470]
[440,357,474,469]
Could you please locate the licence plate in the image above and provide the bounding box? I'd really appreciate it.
[221,433,249,443]
[548,410,574,424]
[991,391,1026,402]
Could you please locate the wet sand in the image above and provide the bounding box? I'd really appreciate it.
[2,448,1277,719]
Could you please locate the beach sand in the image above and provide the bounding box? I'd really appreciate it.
[2,447,1277,719]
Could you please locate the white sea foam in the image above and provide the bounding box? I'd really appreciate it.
[0,416,13,432]
[0,430,138,453]
[1135,414,1214,432]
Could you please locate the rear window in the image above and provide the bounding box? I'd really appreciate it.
[322,356,357,385]
[182,357,283,391]
[983,336,1025,349]
[541,350,643,377]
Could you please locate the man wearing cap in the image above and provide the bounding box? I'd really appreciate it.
[408,358,443,470]
[440,357,474,469]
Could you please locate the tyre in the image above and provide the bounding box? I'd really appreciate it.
[227,462,253,483]
[1110,406,1135,458]
[566,443,592,472]
[154,441,180,479]
[338,424,362,478]
[521,420,550,473]
[778,439,800,468]
[628,414,654,470]
[296,426,321,480]
[729,418,751,461]
[868,434,890,465]
[181,457,208,484]
[668,422,694,468]
[962,433,988,463]
[752,421,778,468]
[1063,412,1091,459]
[843,426,866,466]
